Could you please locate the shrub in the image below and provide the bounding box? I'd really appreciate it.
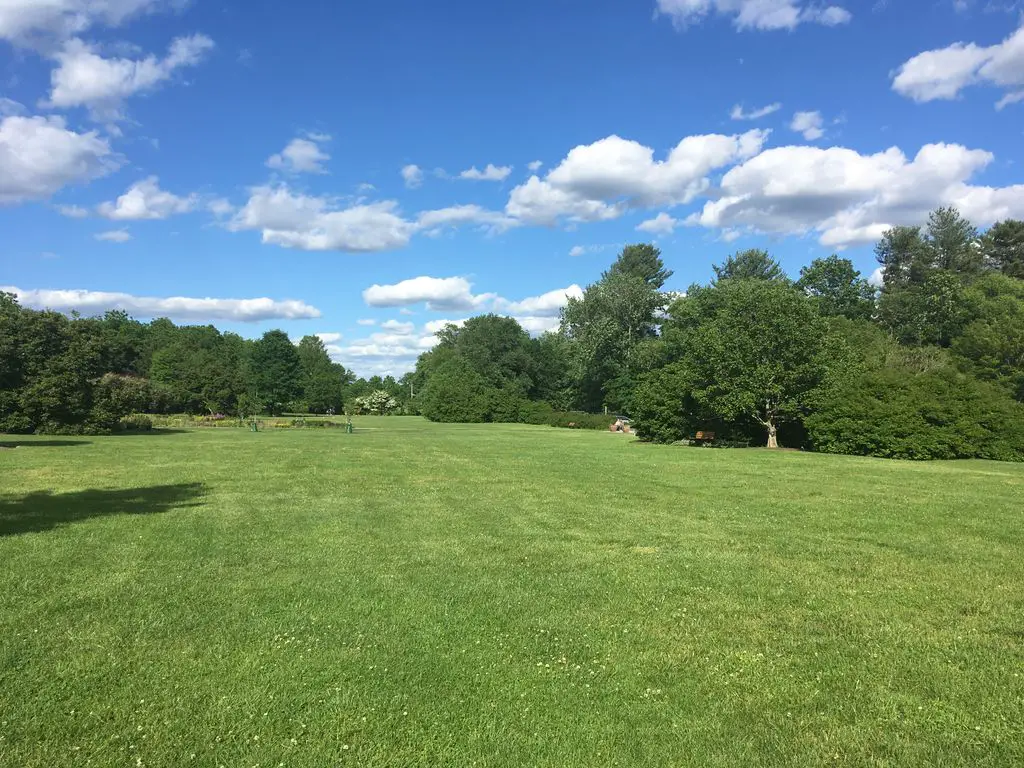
[806,361,1024,461]
[119,414,153,432]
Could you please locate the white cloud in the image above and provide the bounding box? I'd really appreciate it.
[423,318,467,334]
[44,34,214,120]
[363,276,493,311]
[357,182,376,192]
[402,164,423,189]
[97,176,196,220]
[790,110,825,140]
[459,163,512,181]
[380,319,415,333]
[686,141,1024,248]
[95,228,131,242]
[0,0,174,48]
[527,160,543,172]
[656,0,851,31]
[57,203,89,218]
[494,285,583,317]
[892,24,1024,108]
[316,332,342,343]
[415,204,516,233]
[637,212,680,234]
[207,197,234,217]
[0,97,25,116]
[4,285,321,321]
[730,102,781,120]
[569,245,586,257]
[266,134,330,174]
[356,318,377,326]
[512,315,562,334]
[868,267,885,288]
[0,115,118,204]
[506,130,768,225]
[228,185,413,252]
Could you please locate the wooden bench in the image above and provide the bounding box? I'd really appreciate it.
[693,431,716,445]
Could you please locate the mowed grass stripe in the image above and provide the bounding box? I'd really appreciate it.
[1,418,1022,766]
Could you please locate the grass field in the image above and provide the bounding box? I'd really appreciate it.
[1,418,1022,767]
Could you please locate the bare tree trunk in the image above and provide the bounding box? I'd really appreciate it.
[766,420,778,449]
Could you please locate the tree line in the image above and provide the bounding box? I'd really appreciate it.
[412,209,1024,460]
[3,206,1022,459]
[0,299,412,434]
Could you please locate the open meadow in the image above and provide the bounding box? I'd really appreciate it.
[1,418,1022,767]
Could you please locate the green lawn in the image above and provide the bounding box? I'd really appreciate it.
[1,419,1022,767]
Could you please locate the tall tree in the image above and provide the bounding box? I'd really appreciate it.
[666,279,826,447]
[561,271,664,411]
[251,330,301,415]
[982,219,1024,279]
[602,243,673,289]
[297,335,344,413]
[796,255,876,320]
[712,249,787,284]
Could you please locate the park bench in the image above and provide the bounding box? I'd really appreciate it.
[693,431,715,445]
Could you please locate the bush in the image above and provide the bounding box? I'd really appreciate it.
[546,411,612,430]
[806,361,1024,461]
[119,414,153,432]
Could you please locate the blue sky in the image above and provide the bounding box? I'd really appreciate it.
[2,0,1023,375]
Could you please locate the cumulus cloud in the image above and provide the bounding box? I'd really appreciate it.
[228,185,413,252]
[790,110,825,140]
[97,176,196,220]
[316,332,342,343]
[892,24,1024,108]
[527,160,543,172]
[686,141,1024,247]
[402,164,423,189]
[0,0,175,48]
[637,212,680,234]
[4,286,321,321]
[363,276,494,312]
[95,228,132,242]
[493,285,583,317]
[356,318,377,326]
[415,204,517,234]
[380,319,415,333]
[43,34,214,120]
[730,102,781,120]
[0,115,118,204]
[207,197,234,217]
[655,0,851,31]
[459,163,512,181]
[505,130,768,225]
[266,134,331,174]
[569,245,586,257]
[363,276,582,324]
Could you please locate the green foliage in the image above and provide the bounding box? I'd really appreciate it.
[630,362,703,443]
[951,272,1024,401]
[251,330,301,415]
[796,255,876,320]
[561,262,666,412]
[602,243,673,288]
[806,351,1024,461]
[297,335,346,414]
[418,357,492,423]
[119,414,154,432]
[712,249,787,284]
[663,279,827,446]
[981,218,1024,279]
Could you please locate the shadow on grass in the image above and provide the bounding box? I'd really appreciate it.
[0,483,206,536]
[0,440,92,448]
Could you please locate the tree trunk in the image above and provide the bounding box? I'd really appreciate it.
[766,420,778,449]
